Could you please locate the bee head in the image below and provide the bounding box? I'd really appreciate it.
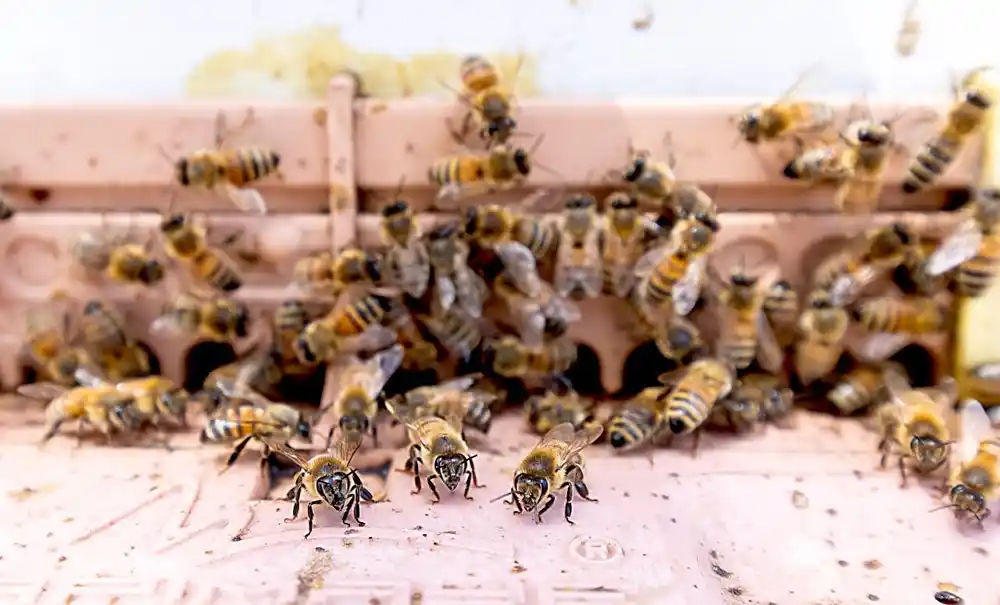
[857,123,891,145]
[724,396,761,424]
[268,151,281,168]
[731,273,757,288]
[160,213,186,233]
[315,471,351,510]
[608,193,638,210]
[564,194,595,211]
[434,453,472,492]
[160,388,190,421]
[966,88,993,109]
[486,116,516,139]
[141,260,166,285]
[782,159,802,180]
[738,112,761,143]
[623,157,646,182]
[381,200,410,218]
[809,292,834,309]
[512,148,531,176]
[173,157,191,186]
[667,324,696,351]
[339,414,370,436]
[513,473,548,511]
[83,299,105,316]
[910,435,950,472]
[949,483,986,516]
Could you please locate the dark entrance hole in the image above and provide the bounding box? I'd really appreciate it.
[563,343,604,397]
[889,343,936,388]
[184,341,237,393]
[616,340,682,400]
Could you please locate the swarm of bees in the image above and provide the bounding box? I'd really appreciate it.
[10,57,1000,536]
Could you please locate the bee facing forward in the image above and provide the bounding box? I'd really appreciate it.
[496,422,602,524]
[264,432,375,537]
[453,55,518,146]
[388,388,484,502]
[330,344,405,447]
[939,399,1000,524]
[552,194,604,300]
[159,213,245,294]
[922,196,1000,298]
[386,374,498,436]
[429,143,536,202]
[658,357,737,451]
[168,110,279,214]
[875,371,957,487]
[18,380,141,444]
[902,68,995,194]
[380,199,431,298]
[294,289,404,364]
[524,389,595,436]
[834,118,902,214]
[151,293,251,343]
[713,265,785,374]
[794,291,851,386]
[601,193,662,298]
[733,72,834,145]
[607,386,670,452]
[71,229,165,288]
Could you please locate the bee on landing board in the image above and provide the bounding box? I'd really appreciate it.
[159,213,246,295]
[449,54,520,146]
[606,386,670,452]
[460,190,559,257]
[935,399,1000,524]
[380,199,431,298]
[826,362,901,415]
[330,344,404,448]
[485,335,578,383]
[495,422,602,525]
[657,357,738,455]
[18,379,141,445]
[76,299,151,382]
[732,70,835,145]
[619,136,678,208]
[386,374,498,437]
[524,388,595,436]
[421,303,488,362]
[708,373,795,433]
[653,314,706,364]
[921,196,1000,298]
[874,370,957,487]
[425,222,488,318]
[902,67,995,194]
[552,194,604,300]
[794,291,851,387]
[387,388,484,502]
[263,431,375,537]
[73,365,190,429]
[601,193,663,299]
[21,302,95,387]
[711,264,786,374]
[161,109,279,215]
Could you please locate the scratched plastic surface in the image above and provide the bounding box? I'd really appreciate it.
[1,398,996,605]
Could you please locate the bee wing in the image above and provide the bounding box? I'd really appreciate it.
[434,275,457,313]
[330,430,364,463]
[361,344,405,400]
[223,183,268,215]
[16,382,68,400]
[633,243,671,280]
[338,326,400,355]
[256,435,312,469]
[455,270,487,318]
[829,265,877,307]
[755,312,784,374]
[672,255,707,316]
[495,242,542,297]
[520,311,547,348]
[881,363,913,401]
[429,392,470,431]
[434,374,481,393]
[958,399,994,464]
[553,423,604,470]
[73,365,111,388]
[850,333,911,362]
[925,220,982,276]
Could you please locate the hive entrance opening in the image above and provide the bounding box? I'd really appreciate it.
[888,343,936,388]
[617,340,682,400]
[183,341,237,393]
[564,343,604,397]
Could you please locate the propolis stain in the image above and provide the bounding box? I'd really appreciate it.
[186,26,539,100]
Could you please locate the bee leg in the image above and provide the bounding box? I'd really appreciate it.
[877,439,890,468]
[224,435,255,471]
[689,429,702,459]
[508,492,524,514]
[426,475,442,503]
[561,481,576,525]
[537,493,556,524]
[399,443,420,474]
[897,454,909,489]
[284,482,303,521]
[304,500,322,538]
[468,455,485,489]
[463,469,475,500]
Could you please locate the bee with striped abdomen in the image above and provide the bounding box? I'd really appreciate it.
[159,213,245,294]
[330,344,405,447]
[422,304,487,362]
[601,193,663,298]
[294,289,404,364]
[496,422,603,524]
[606,386,670,452]
[793,291,851,387]
[380,199,431,298]
[386,374,498,436]
[166,109,278,214]
[461,191,559,257]
[71,227,165,288]
[733,71,835,145]
[524,388,595,436]
[451,54,519,146]
[151,293,251,343]
[658,357,737,454]
[811,222,916,306]
[268,299,319,378]
[74,365,190,428]
[18,380,141,444]
[430,137,547,203]
[849,295,951,360]
[713,264,785,374]
[922,196,1000,298]
[834,116,906,214]
[902,67,995,194]
[826,362,900,415]
[940,399,1000,524]
[485,335,578,383]
[552,194,604,300]
[293,248,382,297]
[425,222,488,318]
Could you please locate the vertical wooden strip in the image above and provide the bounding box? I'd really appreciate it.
[327,73,359,252]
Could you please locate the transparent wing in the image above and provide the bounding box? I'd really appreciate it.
[434,275,457,312]
[428,392,470,431]
[223,183,268,215]
[634,243,671,280]
[881,363,913,401]
[519,311,547,347]
[672,255,707,316]
[405,415,452,448]
[16,382,68,400]
[553,423,605,469]
[959,399,993,464]
[455,270,487,318]
[829,265,877,307]
[339,326,400,355]
[926,220,982,276]
[330,430,364,463]
[256,435,312,469]
[755,312,784,374]
[495,242,542,297]
[73,365,110,388]
[434,375,481,393]
[851,333,911,362]
[361,344,405,400]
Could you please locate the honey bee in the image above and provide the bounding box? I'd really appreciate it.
[159,213,245,294]
[668,183,720,227]
[452,55,518,146]
[425,222,488,318]
[268,299,319,377]
[71,228,165,287]
[850,295,951,360]
[601,192,663,298]
[486,335,578,382]
[710,372,795,432]
[606,386,670,452]
[551,194,604,300]
[293,248,382,297]
[380,199,431,298]
[733,71,835,145]
[21,304,92,387]
[74,365,190,428]
[524,389,595,435]
[421,305,487,361]
[658,357,737,450]
[165,109,278,214]
[620,139,678,208]
[76,300,152,382]
[386,374,498,436]
[388,388,484,502]
[330,344,405,447]
[940,399,1000,523]
[633,216,719,323]
[811,222,916,305]
[922,197,1000,298]
[496,422,602,524]
[495,275,581,346]
[794,291,851,386]
[263,431,374,537]
[713,264,785,374]
[294,289,404,364]
[655,315,705,362]
[429,143,536,202]
[896,0,921,57]
[875,370,957,487]
[834,118,903,214]
[827,362,899,415]
[17,381,141,444]
[902,68,995,194]
[151,293,251,343]
[461,191,559,255]
[781,136,853,182]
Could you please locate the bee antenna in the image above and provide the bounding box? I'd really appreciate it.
[490,490,514,503]
[927,503,957,514]
[527,133,547,156]
[392,174,406,204]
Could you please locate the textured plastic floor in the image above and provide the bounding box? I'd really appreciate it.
[1,397,995,605]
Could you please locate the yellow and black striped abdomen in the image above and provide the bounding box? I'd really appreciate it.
[665,382,716,435]
[428,156,485,187]
[222,148,281,187]
[200,404,262,443]
[955,234,1000,297]
[723,311,760,369]
[515,216,558,258]
[460,56,499,93]
[332,294,390,337]
[191,249,242,293]
[607,404,660,451]
[645,252,689,304]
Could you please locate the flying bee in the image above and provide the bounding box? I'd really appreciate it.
[781,136,854,182]
[827,362,899,415]
[425,222,488,318]
[834,117,906,214]
[485,336,578,382]
[633,215,719,324]
[151,293,251,343]
[712,264,785,374]
[601,192,663,298]
[896,0,921,57]
[496,422,603,524]
[386,374,498,436]
[421,305,487,362]
[159,213,245,294]
[294,289,404,364]
[429,140,543,203]
[451,54,519,146]
[902,67,995,193]
[380,199,431,298]
[655,315,705,362]
[794,291,851,386]
[388,388,484,502]
[875,370,958,487]
[733,71,835,145]
[331,344,404,447]
[939,399,1000,524]
[164,109,278,214]
[264,431,374,537]
[552,194,604,300]
[922,196,1000,298]
[657,357,737,451]
[17,381,141,444]
[293,248,382,297]
[74,365,190,428]
[812,222,917,305]
[70,227,165,288]
[849,295,951,360]
[524,389,595,436]
[607,386,670,452]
